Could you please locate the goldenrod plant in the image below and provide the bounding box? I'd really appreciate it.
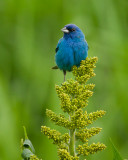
[41,57,106,159]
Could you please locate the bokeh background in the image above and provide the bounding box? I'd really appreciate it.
[0,0,128,159]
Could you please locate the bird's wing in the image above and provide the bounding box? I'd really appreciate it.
[55,38,63,53]
[52,38,63,70]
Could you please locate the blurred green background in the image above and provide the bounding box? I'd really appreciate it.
[0,0,128,159]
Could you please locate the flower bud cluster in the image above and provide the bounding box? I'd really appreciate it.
[76,142,106,156]
[72,57,98,84]
[88,110,106,121]
[56,86,76,113]
[70,109,105,129]
[46,109,71,128]
[75,127,102,142]
[58,149,79,160]
[41,126,69,148]
[56,84,93,112]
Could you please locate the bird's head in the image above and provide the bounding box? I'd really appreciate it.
[61,24,85,40]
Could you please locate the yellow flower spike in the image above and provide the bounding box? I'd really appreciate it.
[41,57,106,159]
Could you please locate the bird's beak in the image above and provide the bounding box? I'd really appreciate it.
[61,27,69,33]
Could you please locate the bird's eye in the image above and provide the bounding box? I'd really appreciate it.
[71,28,75,31]
[68,28,75,32]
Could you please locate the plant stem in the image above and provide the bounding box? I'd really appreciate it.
[69,129,75,156]
[23,126,28,139]
[69,114,75,156]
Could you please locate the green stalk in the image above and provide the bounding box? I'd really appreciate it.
[69,114,75,156]
[23,126,28,139]
[69,128,75,156]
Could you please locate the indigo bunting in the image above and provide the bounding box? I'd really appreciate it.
[52,24,88,81]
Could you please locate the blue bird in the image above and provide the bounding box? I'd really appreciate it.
[52,24,88,81]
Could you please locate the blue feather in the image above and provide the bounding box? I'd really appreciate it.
[54,24,88,80]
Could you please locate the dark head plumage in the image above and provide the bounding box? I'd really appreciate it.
[61,24,84,39]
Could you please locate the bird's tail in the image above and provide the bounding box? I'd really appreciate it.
[52,66,58,69]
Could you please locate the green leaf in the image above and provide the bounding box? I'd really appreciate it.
[23,139,35,153]
[110,138,123,160]
[21,148,33,160]
[23,126,35,153]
